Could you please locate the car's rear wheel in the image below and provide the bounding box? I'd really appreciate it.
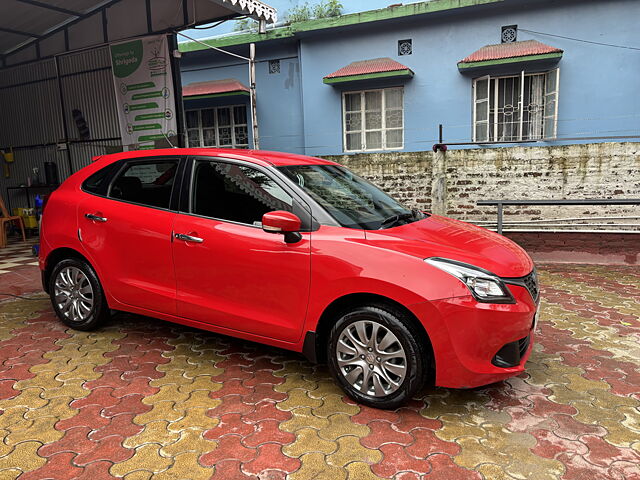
[49,258,109,330]
[327,304,428,409]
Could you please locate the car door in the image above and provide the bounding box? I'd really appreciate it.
[172,157,312,343]
[79,156,180,315]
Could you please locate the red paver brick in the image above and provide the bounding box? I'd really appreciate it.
[210,378,252,398]
[352,406,402,426]
[55,405,111,431]
[206,394,255,416]
[359,420,414,448]
[530,429,588,459]
[241,383,287,404]
[39,427,95,457]
[75,460,114,480]
[90,412,144,441]
[204,413,256,440]
[372,443,432,477]
[0,379,18,400]
[74,435,133,466]
[552,414,608,441]
[581,435,640,467]
[242,419,296,448]
[243,369,286,387]
[70,387,120,409]
[209,459,257,479]
[243,401,291,423]
[19,452,84,480]
[405,428,460,457]
[241,443,300,475]
[395,406,441,433]
[427,453,482,479]
[101,394,150,417]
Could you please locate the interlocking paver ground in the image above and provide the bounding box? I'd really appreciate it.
[0,243,639,479]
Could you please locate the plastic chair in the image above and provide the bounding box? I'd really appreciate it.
[0,194,26,248]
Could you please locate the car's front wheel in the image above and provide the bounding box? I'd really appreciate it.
[327,304,428,409]
[49,258,110,330]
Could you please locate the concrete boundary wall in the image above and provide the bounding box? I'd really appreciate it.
[328,142,640,226]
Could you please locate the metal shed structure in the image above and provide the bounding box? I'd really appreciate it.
[0,0,276,211]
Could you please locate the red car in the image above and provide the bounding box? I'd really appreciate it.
[40,148,538,409]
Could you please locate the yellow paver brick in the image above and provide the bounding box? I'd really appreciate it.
[288,452,347,480]
[313,394,359,418]
[317,414,369,442]
[124,420,180,449]
[160,429,216,456]
[110,444,173,476]
[283,427,337,457]
[326,436,382,467]
[154,452,213,480]
[345,461,382,480]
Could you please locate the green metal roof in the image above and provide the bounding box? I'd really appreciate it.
[179,0,507,53]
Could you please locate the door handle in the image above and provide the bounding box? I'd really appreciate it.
[85,213,107,222]
[174,233,204,243]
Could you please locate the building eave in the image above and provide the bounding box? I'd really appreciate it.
[457,52,563,71]
[184,91,250,100]
[323,69,414,84]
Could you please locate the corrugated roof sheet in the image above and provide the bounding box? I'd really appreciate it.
[324,57,413,79]
[182,79,250,96]
[459,40,563,63]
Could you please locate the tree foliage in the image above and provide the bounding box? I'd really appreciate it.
[288,0,343,23]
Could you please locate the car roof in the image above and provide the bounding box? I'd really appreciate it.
[93,148,339,168]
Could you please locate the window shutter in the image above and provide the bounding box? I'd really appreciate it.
[544,68,560,139]
[473,75,490,142]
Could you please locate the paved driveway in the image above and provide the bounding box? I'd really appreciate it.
[0,243,639,479]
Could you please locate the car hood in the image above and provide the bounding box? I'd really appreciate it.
[364,214,533,277]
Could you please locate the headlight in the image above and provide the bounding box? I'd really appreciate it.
[425,257,515,304]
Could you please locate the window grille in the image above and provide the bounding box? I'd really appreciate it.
[343,87,404,152]
[473,69,559,142]
[185,105,249,148]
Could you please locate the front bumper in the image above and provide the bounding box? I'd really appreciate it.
[412,283,537,389]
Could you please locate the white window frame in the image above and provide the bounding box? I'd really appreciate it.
[185,105,249,148]
[472,68,560,142]
[342,87,404,152]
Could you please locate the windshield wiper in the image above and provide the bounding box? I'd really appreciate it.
[379,209,422,229]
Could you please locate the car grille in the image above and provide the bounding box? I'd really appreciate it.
[502,269,539,303]
[522,270,539,302]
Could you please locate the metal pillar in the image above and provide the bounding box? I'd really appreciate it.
[249,43,259,150]
[54,55,74,175]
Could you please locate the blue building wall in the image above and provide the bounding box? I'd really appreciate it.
[180,0,640,156]
[180,42,305,153]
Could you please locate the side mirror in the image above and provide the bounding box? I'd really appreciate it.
[262,210,302,243]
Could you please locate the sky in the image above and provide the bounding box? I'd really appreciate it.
[182,0,396,41]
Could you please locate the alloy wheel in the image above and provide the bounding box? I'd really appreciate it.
[54,266,94,323]
[335,319,407,397]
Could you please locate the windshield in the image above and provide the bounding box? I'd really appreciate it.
[278,164,426,230]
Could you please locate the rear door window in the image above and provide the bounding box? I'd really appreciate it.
[108,159,178,209]
[82,162,120,195]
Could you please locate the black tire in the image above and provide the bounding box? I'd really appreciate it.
[327,304,429,409]
[48,258,110,331]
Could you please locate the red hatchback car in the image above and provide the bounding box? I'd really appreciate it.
[40,148,539,408]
